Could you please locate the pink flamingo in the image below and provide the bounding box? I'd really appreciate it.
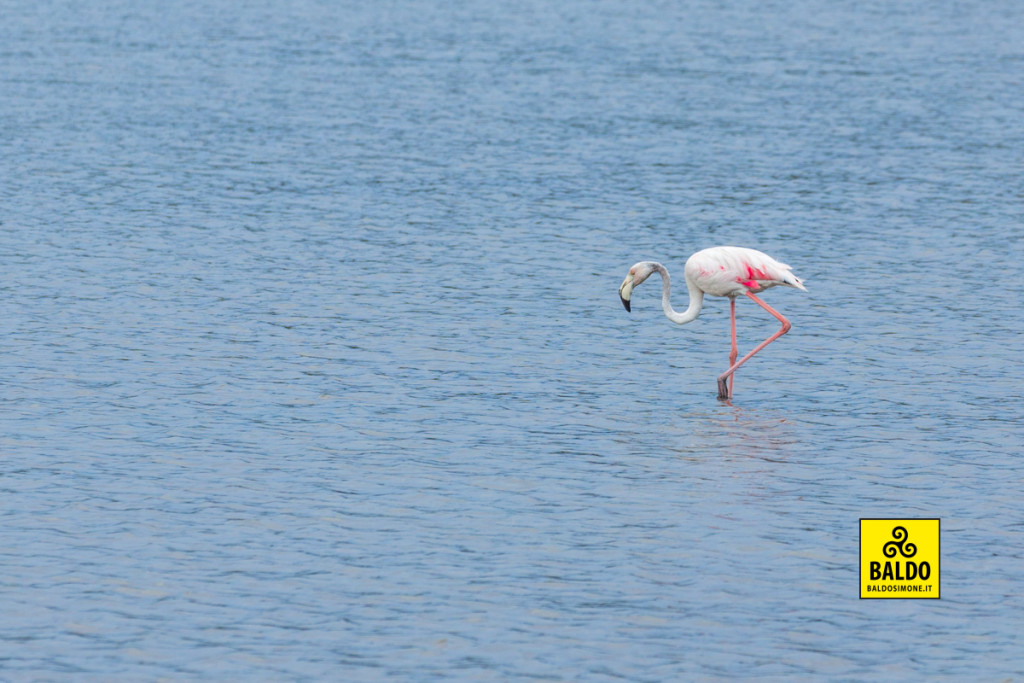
[618,246,807,399]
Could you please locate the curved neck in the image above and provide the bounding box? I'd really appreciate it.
[654,263,703,324]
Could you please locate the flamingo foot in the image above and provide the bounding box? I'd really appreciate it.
[717,377,731,400]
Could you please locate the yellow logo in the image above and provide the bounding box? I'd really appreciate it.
[860,519,940,599]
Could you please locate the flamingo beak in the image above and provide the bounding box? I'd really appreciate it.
[619,275,633,312]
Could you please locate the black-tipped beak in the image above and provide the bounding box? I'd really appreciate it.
[618,276,634,312]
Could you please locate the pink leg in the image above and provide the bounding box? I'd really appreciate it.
[717,291,792,399]
[728,298,737,398]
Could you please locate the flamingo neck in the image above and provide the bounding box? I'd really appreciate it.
[654,263,703,324]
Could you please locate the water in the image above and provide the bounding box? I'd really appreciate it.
[2,0,1023,678]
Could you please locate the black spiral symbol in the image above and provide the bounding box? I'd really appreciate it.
[882,526,917,558]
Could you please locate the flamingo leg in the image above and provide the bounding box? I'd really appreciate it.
[717,291,792,399]
[728,298,737,398]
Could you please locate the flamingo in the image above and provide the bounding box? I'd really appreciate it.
[618,246,807,399]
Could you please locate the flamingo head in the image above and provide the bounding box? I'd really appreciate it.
[619,262,659,312]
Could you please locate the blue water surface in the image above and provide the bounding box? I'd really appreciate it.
[2,0,1023,679]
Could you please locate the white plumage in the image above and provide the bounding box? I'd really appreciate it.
[684,246,805,298]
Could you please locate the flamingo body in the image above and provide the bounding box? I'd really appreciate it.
[618,246,806,399]
[684,246,805,298]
